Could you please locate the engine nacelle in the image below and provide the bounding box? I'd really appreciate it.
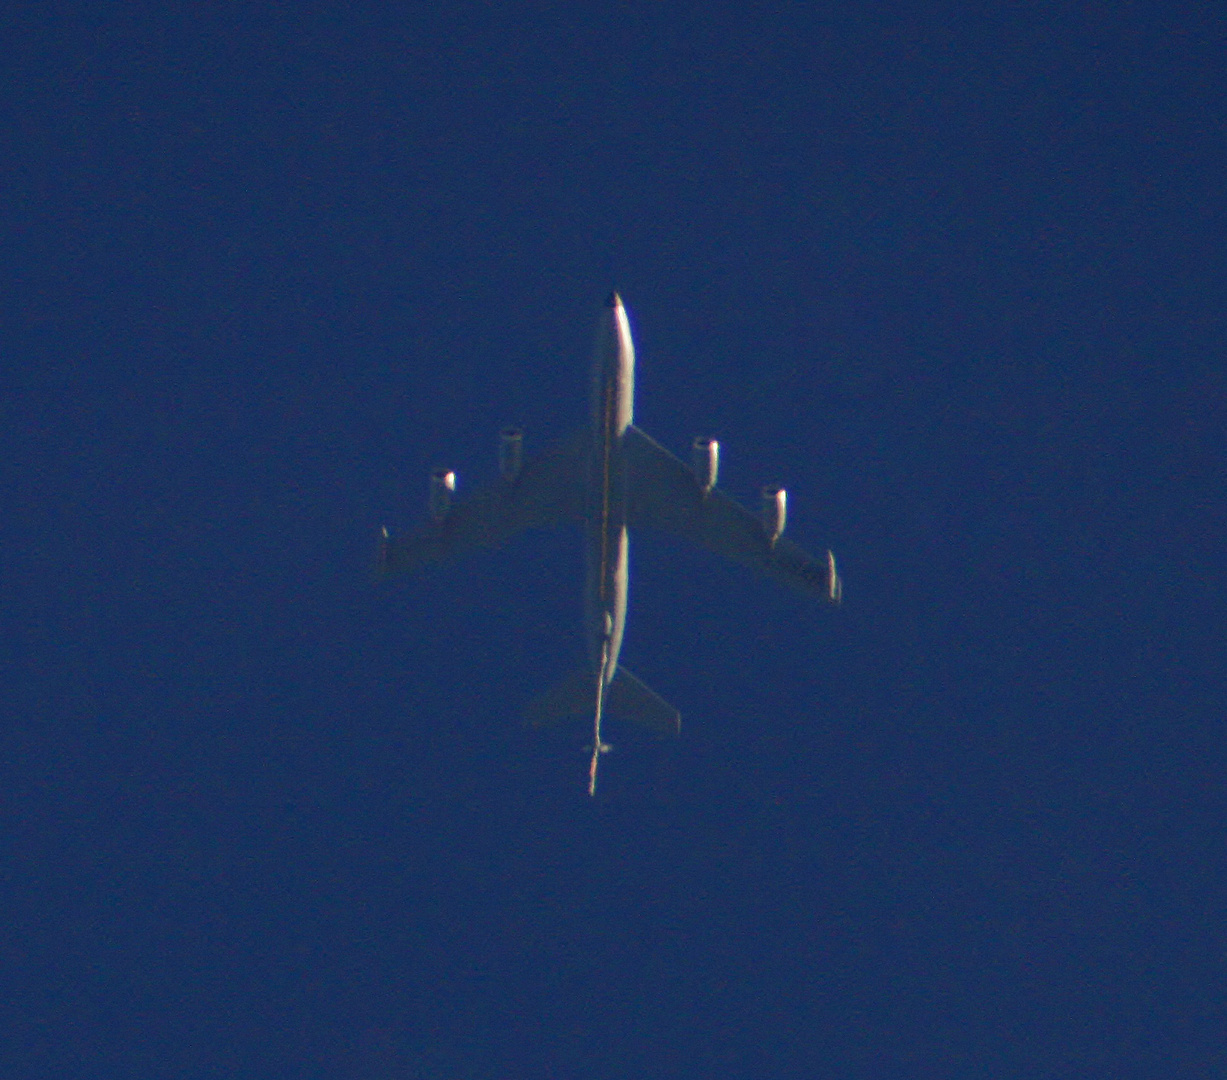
[376,525,392,574]
[761,484,787,545]
[499,427,523,482]
[429,468,456,522]
[691,436,719,495]
[827,549,843,605]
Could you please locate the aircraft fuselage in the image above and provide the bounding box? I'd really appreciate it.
[376,290,840,796]
[583,292,635,689]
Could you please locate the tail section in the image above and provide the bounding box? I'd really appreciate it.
[525,666,680,738]
[606,667,681,737]
[524,667,597,730]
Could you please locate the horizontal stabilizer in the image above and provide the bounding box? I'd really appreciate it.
[524,668,597,730]
[607,667,680,737]
[525,666,680,737]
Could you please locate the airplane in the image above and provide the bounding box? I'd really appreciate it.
[377,292,841,795]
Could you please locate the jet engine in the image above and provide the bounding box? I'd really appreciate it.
[761,484,787,545]
[376,525,391,574]
[691,436,719,495]
[429,468,456,522]
[499,427,523,482]
[827,550,843,605]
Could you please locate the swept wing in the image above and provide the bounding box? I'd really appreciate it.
[623,425,837,599]
[379,430,589,574]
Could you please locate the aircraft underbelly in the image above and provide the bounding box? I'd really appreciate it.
[583,303,634,684]
[376,291,835,796]
[583,524,628,680]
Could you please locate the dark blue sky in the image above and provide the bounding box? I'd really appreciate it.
[3,4,1223,1077]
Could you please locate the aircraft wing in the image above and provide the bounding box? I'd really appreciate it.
[379,429,589,575]
[624,425,837,600]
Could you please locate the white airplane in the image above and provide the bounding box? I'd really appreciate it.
[379,293,841,794]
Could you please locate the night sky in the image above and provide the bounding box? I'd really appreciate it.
[3,5,1224,1077]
